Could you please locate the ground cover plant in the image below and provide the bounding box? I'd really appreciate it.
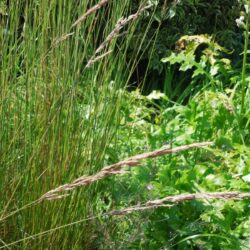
[0,0,250,249]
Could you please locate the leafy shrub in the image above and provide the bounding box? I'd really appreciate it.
[128,0,243,95]
[97,87,250,249]
[161,34,233,101]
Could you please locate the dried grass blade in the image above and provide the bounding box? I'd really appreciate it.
[40,141,213,201]
[111,192,250,215]
[85,4,153,67]
[72,0,110,28]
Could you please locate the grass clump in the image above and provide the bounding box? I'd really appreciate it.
[0,0,152,248]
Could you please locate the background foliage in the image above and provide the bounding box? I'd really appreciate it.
[129,0,243,96]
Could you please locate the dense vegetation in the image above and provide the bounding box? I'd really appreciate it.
[0,0,249,249]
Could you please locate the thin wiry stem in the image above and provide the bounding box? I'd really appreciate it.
[241,2,250,115]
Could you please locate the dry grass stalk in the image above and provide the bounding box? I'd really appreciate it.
[110,192,250,215]
[40,141,213,201]
[52,32,75,47]
[49,0,110,51]
[72,0,110,28]
[3,191,249,247]
[96,5,152,54]
[85,4,152,68]
[85,50,113,68]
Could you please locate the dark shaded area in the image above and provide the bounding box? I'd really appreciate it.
[128,0,243,99]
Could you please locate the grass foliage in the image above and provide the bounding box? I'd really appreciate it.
[0,0,149,248]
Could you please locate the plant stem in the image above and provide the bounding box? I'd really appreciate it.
[240,1,250,115]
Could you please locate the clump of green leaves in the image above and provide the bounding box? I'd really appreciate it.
[160,34,233,102]
[95,32,250,245]
[129,0,242,95]
[98,86,249,249]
